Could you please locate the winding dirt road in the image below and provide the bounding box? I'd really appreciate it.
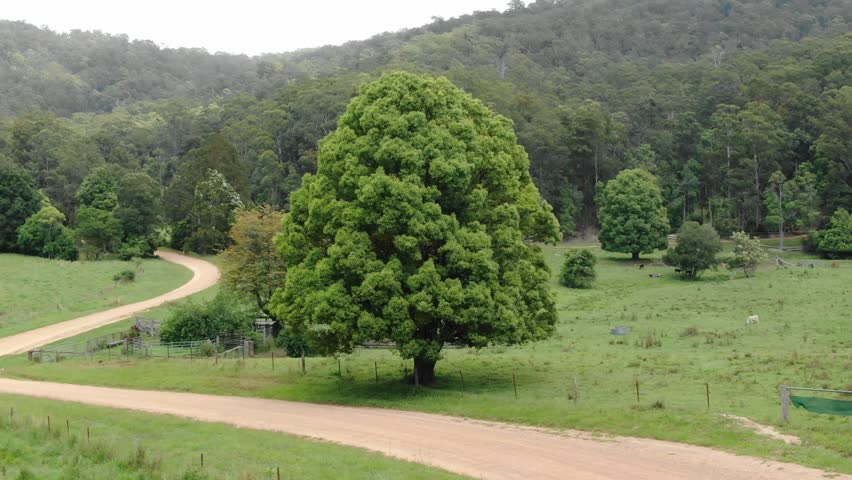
[0,378,846,480]
[0,252,847,479]
[0,250,219,356]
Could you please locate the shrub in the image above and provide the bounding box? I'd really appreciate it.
[118,235,156,260]
[160,293,255,342]
[276,326,311,357]
[817,208,852,258]
[802,230,822,254]
[113,270,135,283]
[559,249,597,288]
[724,231,766,277]
[662,221,721,278]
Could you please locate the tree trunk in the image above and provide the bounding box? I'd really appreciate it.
[413,357,437,386]
[631,251,640,260]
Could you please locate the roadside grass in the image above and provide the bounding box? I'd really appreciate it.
[0,393,463,479]
[0,254,192,338]
[1,244,850,474]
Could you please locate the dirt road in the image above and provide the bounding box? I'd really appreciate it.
[0,378,844,480]
[0,250,219,356]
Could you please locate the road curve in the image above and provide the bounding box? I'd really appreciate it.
[0,250,219,356]
[0,378,845,480]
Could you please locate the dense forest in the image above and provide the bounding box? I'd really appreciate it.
[1,0,850,259]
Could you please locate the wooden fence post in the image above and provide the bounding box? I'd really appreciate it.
[635,380,640,404]
[271,351,275,371]
[374,361,379,385]
[47,415,51,432]
[705,383,710,410]
[512,372,518,399]
[780,385,790,422]
[301,350,306,374]
[572,376,578,404]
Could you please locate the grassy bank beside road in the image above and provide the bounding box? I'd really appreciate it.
[0,254,192,338]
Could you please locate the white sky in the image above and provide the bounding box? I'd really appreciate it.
[2,0,508,56]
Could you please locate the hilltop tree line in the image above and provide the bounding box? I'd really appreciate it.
[0,0,850,261]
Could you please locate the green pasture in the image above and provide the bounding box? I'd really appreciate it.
[0,254,192,338]
[0,394,462,479]
[1,243,849,474]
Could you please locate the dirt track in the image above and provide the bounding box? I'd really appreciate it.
[0,252,846,479]
[0,250,219,356]
[0,378,845,480]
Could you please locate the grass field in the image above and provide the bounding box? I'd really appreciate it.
[0,394,461,479]
[1,242,849,474]
[0,254,193,338]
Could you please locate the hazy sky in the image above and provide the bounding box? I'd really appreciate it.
[3,0,508,56]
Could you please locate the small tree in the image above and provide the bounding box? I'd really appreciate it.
[663,222,721,278]
[559,249,597,288]
[185,169,243,254]
[818,208,852,258]
[598,168,670,260]
[725,231,766,277]
[75,206,123,258]
[16,206,78,260]
[221,205,287,320]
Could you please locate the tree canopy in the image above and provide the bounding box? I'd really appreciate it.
[271,71,559,384]
[663,222,722,278]
[598,168,670,260]
[0,157,40,251]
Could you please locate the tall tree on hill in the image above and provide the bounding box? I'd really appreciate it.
[165,134,249,222]
[271,72,560,384]
[598,168,670,260]
[0,157,40,251]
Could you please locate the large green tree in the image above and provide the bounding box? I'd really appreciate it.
[16,206,77,261]
[0,157,40,251]
[598,168,670,260]
[271,72,560,384]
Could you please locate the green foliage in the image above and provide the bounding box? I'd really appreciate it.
[221,206,287,319]
[112,270,135,283]
[182,169,244,254]
[725,231,767,277]
[559,249,596,288]
[74,206,123,257]
[272,72,559,382]
[662,222,722,278]
[115,172,161,238]
[598,169,670,259]
[75,167,118,211]
[818,208,852,258]
[15,206,77,260]
[118,235,157,260]
[0,157,40,251]
[160,292,256,342]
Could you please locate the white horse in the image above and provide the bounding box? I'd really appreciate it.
[746,315,760,325]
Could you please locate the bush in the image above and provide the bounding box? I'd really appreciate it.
[16,206,78,261]
[724,231,767,277]
[160,293,255,342]
[817,208,852,258]
[802,230,822,254]
[559,249,597,288]
[276,326,310,357]
[112,270,135,283]
[118,235,156,260]
[662,221,721,278]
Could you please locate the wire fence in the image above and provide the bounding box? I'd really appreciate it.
[29,333,251,363]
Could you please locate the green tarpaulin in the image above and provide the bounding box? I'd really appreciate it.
[790,396,852,416]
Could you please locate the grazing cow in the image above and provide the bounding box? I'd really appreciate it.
[639,264,645,269]
[674,268,682,273]
[746,315,760,325]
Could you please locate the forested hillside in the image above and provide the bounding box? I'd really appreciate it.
[1,0,850,258]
